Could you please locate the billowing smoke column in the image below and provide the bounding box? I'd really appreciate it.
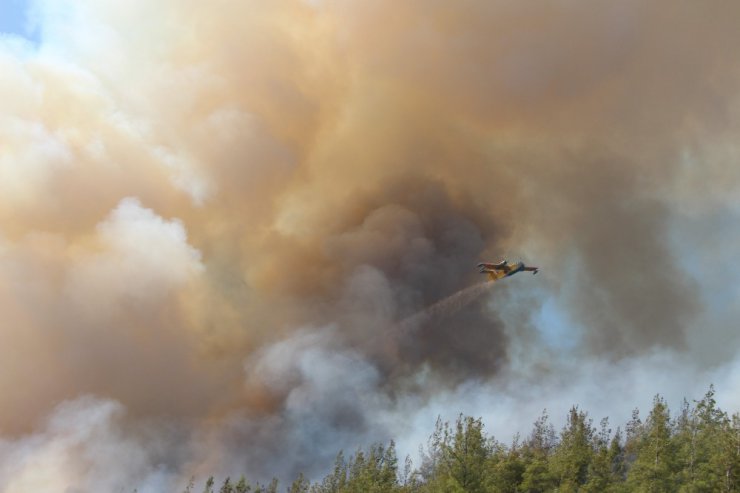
[2,0,740,490]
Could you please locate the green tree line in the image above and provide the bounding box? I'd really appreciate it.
[180,385,740,493]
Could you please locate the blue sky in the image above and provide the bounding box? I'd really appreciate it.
[0,0,39,42]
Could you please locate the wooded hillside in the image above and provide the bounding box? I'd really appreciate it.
[183,386,740,493]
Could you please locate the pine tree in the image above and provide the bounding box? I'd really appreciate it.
[527,410,558,456]
[380,441,400,490]
[265,478,278,493]
[520,457,553,493]
[219,477,235,493]
[315,452,347,493]
[609,427,628,487]
[550,406,595,492]
[399,454,417,491]
[720,413,740,492]
[235,476,251,493]
[627,395,678,492]
[252,479,278,493]
[342,443,400,492]
[487,435,525,492]
[625,407,643,466]
[673,397,696,489]
[582,417,613,492]
[418,417,445,487]
[203,477,215,493]
[685,385,730,492]
[442,415,489,493]
[519,410,557,492]
[288,473,310,493]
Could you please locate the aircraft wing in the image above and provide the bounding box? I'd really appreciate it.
[478,261,509,271]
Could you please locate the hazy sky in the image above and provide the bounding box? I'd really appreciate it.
[2,1,740,491]
[0,0,38,42]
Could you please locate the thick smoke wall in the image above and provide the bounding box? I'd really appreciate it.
[2,0,740,490]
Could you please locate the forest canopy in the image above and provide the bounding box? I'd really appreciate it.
[178,385,740,493]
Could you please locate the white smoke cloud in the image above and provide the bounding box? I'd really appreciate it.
[0,396,178,493]
[66,196,203,312]
[0,119,72,205]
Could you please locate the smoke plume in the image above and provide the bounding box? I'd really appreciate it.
[2,0,740,490]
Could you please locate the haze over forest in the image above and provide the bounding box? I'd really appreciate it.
[2,1,740,491]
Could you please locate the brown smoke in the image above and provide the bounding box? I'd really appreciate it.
[2,0,740,488]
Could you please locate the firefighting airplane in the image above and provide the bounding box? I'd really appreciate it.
[478,260,539,281]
